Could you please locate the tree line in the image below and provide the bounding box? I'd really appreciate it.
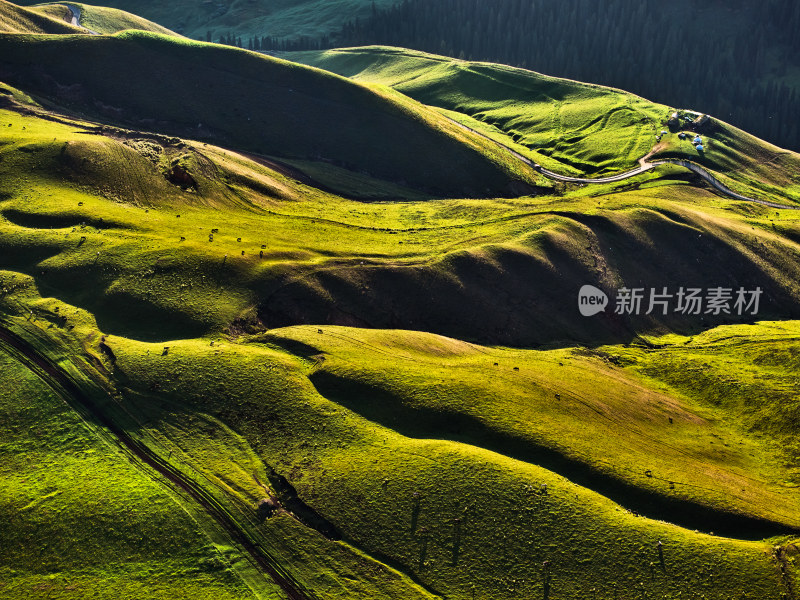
[237,0,800,152]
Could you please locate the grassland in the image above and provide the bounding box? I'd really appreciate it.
[0,329,267,599]
[261,325,800,533]
[0,0,85,33]
[2,19,800,599]
[1,292,798,599]
[286,46,669,176]
[3,103,800,346]
[31,2,179,35]
[17,0,397,40]
[0,31,542,198]
[649,116,800,204]
[286,46,800,206]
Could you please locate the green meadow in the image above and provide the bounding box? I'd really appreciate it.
[286,46,668,175]
[288,46,800,204]
[15,0,397,40]
[0,0,84,33]
[0,9,799,599]
[30,1,178,35]
[0,330,266,599]
[0,31,541,198]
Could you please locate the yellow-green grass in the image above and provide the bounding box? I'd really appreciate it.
[4,106,800,347]
[0,0,84,33]
[614,321,800,481]
[2,104,800,596]
[651,117,800,204]
[0,31,539,198]
[17,0,397,40]
[0,81,39,106]
[3,293,798,599]
[0,340,265,599]
[0,311,447,600]
[285,46,670,175]
[31,2,179,35]
[256,324,800,532]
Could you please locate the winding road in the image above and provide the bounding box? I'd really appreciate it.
[531,156,798,210]
[536,161,654,184]
[450,117,799,209]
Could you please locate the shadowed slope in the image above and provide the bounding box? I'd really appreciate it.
[264,325,800,536]
[286,46,668,175]
[0,0,86,33]
[32,1,179,35]
[17,0,398,40]
[287,46,800,205]
[3,104,800,345]
[0,31,537,198]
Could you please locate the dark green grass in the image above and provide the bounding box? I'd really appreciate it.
[18,0,397,40]
[285,46,668,175]
[0,0,85,33]
[0,31,537,198]
[32,2,179,35]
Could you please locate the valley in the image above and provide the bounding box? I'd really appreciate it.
[0,5,799,599]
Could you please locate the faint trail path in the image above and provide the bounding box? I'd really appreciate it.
[67,3,80,26]
[65,4,99,34]
[0,322,312,600]
[448,116,799,209]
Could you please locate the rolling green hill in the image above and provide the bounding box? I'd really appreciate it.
[0,30,540,198]
[287,46,800,203]
[2,9,800,598]
[0,335,265,600]
[31,2,179,35]
[2,98,800,346]
[0,0,85,33]
[287,46,668,176]
[1,295,799,599]
[305,0,800,155]
[16,0,397,40]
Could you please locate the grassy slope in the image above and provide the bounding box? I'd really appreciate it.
[0,67,798,600]
[18,0,397,40]
[285,46,669,175]
[0,0,85,33]
[0,294,797,600]
[651,116,800,204]
[0,31,538,198]
[0,307,440,600]
[32,2,179,35]
[261,325,800,532]
[619,322,800,478]
[3,106,800,347]
[3,103,800,520]
[287,46,800,205]
[0,340,264,599]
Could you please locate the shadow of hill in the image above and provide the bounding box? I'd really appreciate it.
[310,369,798,540]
